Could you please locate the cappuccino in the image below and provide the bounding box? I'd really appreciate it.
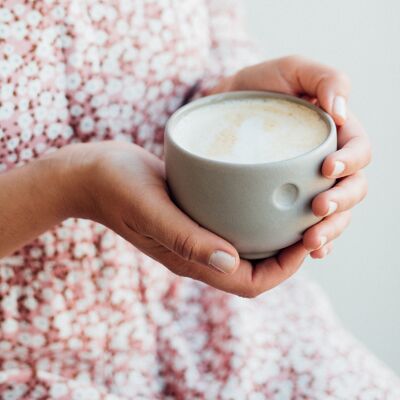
[172,99,329,164]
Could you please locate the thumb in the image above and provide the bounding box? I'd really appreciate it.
[139,189,240,274]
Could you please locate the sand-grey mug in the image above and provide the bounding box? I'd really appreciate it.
[164,91,337,259]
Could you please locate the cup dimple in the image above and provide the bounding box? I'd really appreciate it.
[273,183,299,209]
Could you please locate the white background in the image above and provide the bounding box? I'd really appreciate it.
[243,0,400,374]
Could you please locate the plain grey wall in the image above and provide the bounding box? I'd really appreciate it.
[243,0,400,374]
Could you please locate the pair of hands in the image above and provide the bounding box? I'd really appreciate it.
[56,56,370,298]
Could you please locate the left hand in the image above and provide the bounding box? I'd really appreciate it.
[211,55,371,259]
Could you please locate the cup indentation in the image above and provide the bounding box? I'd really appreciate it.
[273,183,299,209]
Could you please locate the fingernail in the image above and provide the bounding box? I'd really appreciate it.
[324,201,338,217]
[317,236,328,250]
[209,251,236,274]
[320,247,328,258]
[331,161,345,177]
[333,96,347,121]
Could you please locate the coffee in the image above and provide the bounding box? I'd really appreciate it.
[172,98,329,164]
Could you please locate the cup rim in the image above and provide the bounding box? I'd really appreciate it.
[165,90,337,168]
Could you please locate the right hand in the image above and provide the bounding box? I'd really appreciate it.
[49,141,309,297]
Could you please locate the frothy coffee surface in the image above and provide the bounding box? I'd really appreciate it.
[172,99,329,163]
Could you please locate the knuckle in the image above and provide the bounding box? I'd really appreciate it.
[304,226,318,245]
[173,232,198,262]
[341,211,352,230]
[321,189,335,205]
[280,54,305,68]
[339,71,351,86]
[363,180,369,199]
[330,186,345,203]
[366,145,373,165]
[354,171,369,200]
[347,211,353,225]
[330,70,351,87]
[236,286,261,299]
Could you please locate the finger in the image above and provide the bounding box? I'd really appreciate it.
[249,242,309,295]
[312,171,368,217]
[133,235,258,295]
[322,114,372,178]
[279,56,351,125]
[191,241,308,297]
[303,211,352,251]
[127,187,240,274]
[301,95,318,105]
[135,237,308,298]
[310,241,333,259]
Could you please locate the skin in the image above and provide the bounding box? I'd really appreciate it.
[0,56,370,298]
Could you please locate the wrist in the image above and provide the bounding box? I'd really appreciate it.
[37,144,96,221]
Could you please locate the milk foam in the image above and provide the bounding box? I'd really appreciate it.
[172,99,329,164]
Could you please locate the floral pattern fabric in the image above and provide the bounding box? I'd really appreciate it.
[0,1,399,399]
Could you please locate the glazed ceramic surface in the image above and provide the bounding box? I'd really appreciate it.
[165,91,337,259]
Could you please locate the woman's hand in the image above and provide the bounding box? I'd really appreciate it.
[212,56,371,258]
[44,142,307,298]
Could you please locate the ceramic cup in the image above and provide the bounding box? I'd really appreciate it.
[164,91,337,260]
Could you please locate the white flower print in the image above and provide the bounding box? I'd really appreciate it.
[84,77,104,95]
[105,78,122,96]
[68,52,83,69]
[0,8,13,22]
[3,319,18,334]
[62,125,74,139]
[13,4,25,16]
[24,61,39,77]
[0,101,14,120]
[40,64,55,82]
[6,137,19,151]
[70,104,83,117]
[39,91,53,107]
[51,6,65,21]
[27,79,41,98]
[55,74,67,90]
[0,83,15,101]
[9,54,23,72]
[0,60,12,78]
[49,383,68,399]
[79,117,95,133]
[17,113,33,130]
[0,22,11,39]
[18,99,29,113]
[33,316,49,332]
[11,20,27,40]
[26,10,42,27]
[33,124,44,137]
[74,90,86,103]
[67,72,81,91]
[20,148,33,160]
[33,107,46,122]
[54,311,72,338]
[36,43,52,59]
[94,29,107,45]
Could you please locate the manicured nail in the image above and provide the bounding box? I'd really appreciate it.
[317,236,328,250]
[319,247,328,258]
[325,201,338,217]
[333,96,347,122]
[209,251,236,274]
[331,161,345,177]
